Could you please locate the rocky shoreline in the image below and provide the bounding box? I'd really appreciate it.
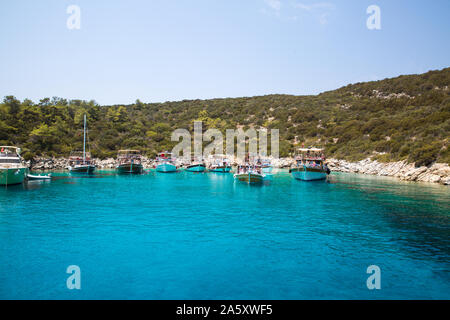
[327,158,450,185]
[28,157,450,185]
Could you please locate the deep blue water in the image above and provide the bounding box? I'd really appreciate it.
[0,170,449,299]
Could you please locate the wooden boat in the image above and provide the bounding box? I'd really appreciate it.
[0,146,28,186]
[155,152,177,173]
[116,150,144,174]
[68,151,96,173]
[68,114,96,174]
[208,154,232,173]
[289,147,330,181]
[234,165,265,184]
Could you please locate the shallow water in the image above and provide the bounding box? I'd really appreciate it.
[0,170,449,299]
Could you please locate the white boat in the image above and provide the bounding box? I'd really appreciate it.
[289,147,330,181]
[0,146,28,186]
[27,173,52,180]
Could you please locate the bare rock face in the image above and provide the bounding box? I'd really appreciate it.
[31,157,156,170]
[327,158,450,185]
[31,157,69,170]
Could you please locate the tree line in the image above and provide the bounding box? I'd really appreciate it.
[0,68,448,167]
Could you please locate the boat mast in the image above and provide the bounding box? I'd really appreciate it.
[83,114,86,164]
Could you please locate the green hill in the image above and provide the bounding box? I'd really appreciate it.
[1,67,449,166]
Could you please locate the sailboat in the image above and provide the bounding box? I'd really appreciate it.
[68,114,96,174]
[0,146,28,186]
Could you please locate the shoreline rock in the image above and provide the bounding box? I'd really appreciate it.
[327,158,450,185]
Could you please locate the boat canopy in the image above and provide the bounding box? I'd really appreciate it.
[298,148,323,152]
[117,150,142,159]
[158,151,173,157]
[0,146,21,155]
[118,149,141,156]
[118,149,141,153]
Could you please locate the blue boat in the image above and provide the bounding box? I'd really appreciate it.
[156,162,177,173]
[185,155,206,172]
[186,163,206,172]
[155,152,177,173]
[290,148,330,181]
[209,166,231,173]
[208,154,232,173]
[261,163,273,174]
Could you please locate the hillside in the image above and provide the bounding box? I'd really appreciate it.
[1,68,449,166]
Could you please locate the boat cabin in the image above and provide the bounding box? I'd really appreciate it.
[236,164,262,174]
[295,148,326,168]
[210,154,230,166]
[0,146,22,164]
[157,151,173,161]
[117,150,142,164]
[68,151,94,166]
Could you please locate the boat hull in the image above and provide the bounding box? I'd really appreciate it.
[234,172,264,184]
[117,163,144,174]
[262,166,273,174]
[156,163,177,173]
[290,167,327,181]
[0,167,28,186]
[186,164,206,172]
[27,173,51,181]
[69,165,96,174]
[209,166,232,173]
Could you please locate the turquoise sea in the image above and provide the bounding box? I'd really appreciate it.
[0,170,449,299]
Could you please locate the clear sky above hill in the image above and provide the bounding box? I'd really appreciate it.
[1,0,449,105]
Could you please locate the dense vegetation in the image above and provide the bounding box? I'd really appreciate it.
[1,68,449,166]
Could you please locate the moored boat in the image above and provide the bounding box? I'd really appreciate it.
[186,156,206,172]
[27,173,52,180]
[257,159,273,174]
[234,165,265,184]
[116,150,144,174]
[0,146,28,186]
[68,151,96,173]
[155,152,177,173]
[289,148,330,181]
[208,154,232,173]
[68,114,96,174]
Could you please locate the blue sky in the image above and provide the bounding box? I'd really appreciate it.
[0,0,448,105]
